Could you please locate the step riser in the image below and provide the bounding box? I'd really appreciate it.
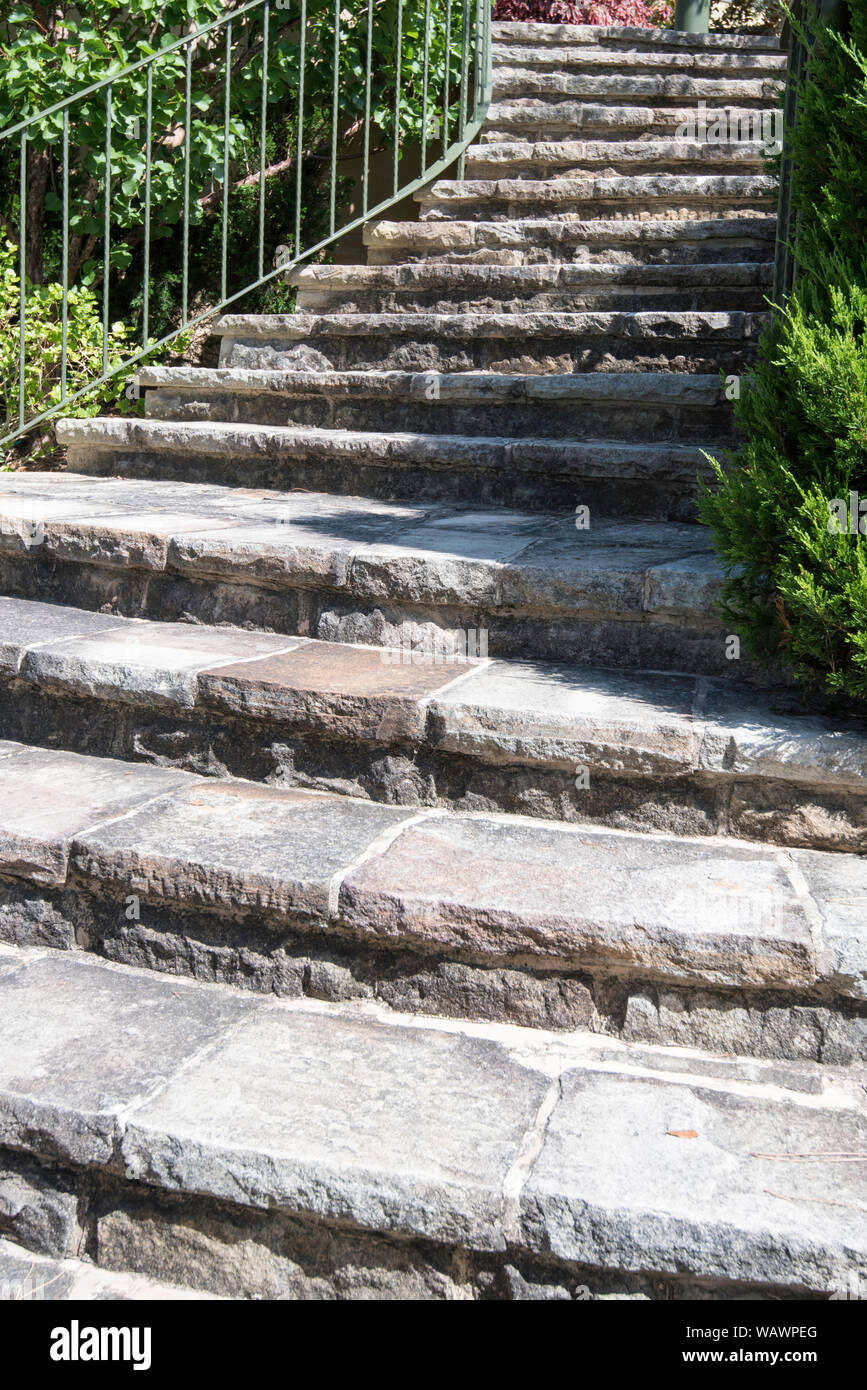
[220,333,757,375]
[0,1149,836,1302]
[0,550,736,678]
[420,197,776,222]
[482,103,782,140]
[143,387,736,445]
[490,23,785,52]
[365,219,776,266]
[465,159,771,181]
[4,681,865,858]
[1,864,863,1057]
[293,286,769,313]
[491,50,787,76]
[66,439,710,520]
[492,73,784,104]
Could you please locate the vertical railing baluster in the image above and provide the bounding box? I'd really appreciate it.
[61,109,69,403]
[393,0,403,196]
[421,0,430,175]
[222,21,232,304]
[362,0,373,215]
[443,0,452,157]
[18,131,26,430]
[329,0,340,236]
[143,64,153,346]
[182,43,192,326]
[473,0,482,115]
[457,0,470,178]
[259,2,270,280]
[295,0,306,257]
[102,85,112,376]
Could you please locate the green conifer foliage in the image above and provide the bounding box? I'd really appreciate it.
[699,0,867,700]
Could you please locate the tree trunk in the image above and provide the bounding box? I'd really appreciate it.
[24,144,51,284]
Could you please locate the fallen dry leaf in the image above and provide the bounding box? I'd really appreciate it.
[667,1129,699,1139]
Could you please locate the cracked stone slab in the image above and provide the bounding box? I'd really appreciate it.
[120,1005,550,1250]
[0,953,254,1166]
[339,816,817,989]
[200,639,474,739]
[520,1068,867,1292]
[22,620,303,709]
[71,780,419,917]
[428,661,699,774]
[0,747,193,885]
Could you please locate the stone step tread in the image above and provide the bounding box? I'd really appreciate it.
[61,412,725,470]
[215,309,765,341]
[492,73,784,102]
[1,742,862,996]
[0,468,722,618]
[288,263,772,290]
[466,137,773,167]
[484,98,782,118]
[2,595,866,799]
[420,173,778,202]
[364,215,777,251]
[491,44,787,71]
[490,23,785,52]
[0,943,862,1291]
[0,1236,221,1301]
[136,365,734,403]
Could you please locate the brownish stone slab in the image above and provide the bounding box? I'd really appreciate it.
[200,640,475,739]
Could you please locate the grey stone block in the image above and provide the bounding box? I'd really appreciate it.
[521,1068,867,1292]
[120,1006,550,1250]
[0,953,255,1165]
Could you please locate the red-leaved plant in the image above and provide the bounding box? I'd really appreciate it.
[492,0,673,25]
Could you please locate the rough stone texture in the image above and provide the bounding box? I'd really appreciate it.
[120,1005,549,1251]
[521,1068,867,1292]
[24,622,302,709]
[0,745,191,885]
[338,813,817,988]
[0,1152,78,1258]
[0,952,254,1166]
[0,946,861,1298]
[72,778,417,916]
[0,1236,218,1300]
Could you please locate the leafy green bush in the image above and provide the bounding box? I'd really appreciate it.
[699,1,867,702]
[0,241,136,465]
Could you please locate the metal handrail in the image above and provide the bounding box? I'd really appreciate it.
[0,0,493,447]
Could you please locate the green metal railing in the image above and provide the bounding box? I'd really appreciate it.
[0,0,492,448]
[772,2,808,307]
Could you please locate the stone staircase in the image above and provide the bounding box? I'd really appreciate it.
[0,23,864,1301]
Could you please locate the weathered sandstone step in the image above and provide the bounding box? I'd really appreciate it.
[364,215,777,266]
[0,471,730,672]
[62,393,727,518]
[418,174,777,222]
[490,22,784,52]
[214,309,764,374]
[2,740,863,1010]
[481,100,781,141]
[491,70,784,105]
[0,947,863,1299]
[288,259,772,314]
[465,139,773,181]
[1,596,865,854]
[490,44,787,76]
